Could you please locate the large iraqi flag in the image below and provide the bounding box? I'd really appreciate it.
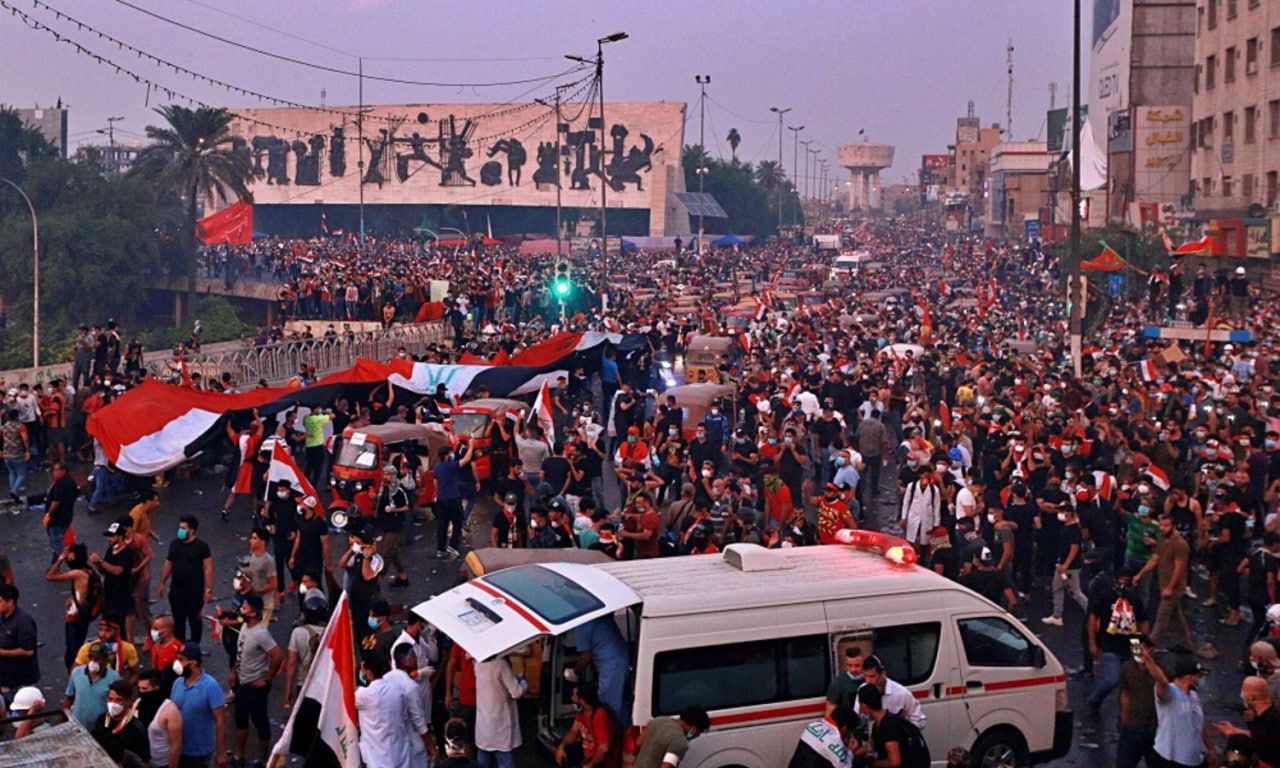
[87,359,390,476]
[269,591,360,768]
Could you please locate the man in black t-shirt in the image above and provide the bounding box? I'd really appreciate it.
[540,443,572,498]
[160,515,213,642]
[855,683,927,767]
[43,462,79,561]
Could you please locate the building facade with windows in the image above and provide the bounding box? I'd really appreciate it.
[1190,0,1280,217]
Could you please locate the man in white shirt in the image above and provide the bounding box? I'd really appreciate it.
[391,611,438,723]
[855,655,926,730]
[474,655,528,768]
[385,644,434,765]
[955,471,984,521]
[355,651,419,768]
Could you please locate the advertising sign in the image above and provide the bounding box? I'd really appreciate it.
[1088,0,1132,161]
[1132,106,1190,207]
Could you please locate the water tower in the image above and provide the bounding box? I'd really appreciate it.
[838,142,895,211]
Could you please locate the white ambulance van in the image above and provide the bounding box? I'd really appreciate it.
[413,540,1072,768]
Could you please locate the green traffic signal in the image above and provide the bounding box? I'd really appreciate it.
[554,278,571,297]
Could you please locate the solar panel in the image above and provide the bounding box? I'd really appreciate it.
[674,191,728,218]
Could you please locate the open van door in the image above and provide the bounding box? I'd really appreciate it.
[410,562,641,662]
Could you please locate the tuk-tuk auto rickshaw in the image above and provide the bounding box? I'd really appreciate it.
[330,422,451,519]
[684,335,735,384]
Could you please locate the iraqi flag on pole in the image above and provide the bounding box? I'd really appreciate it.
[1135,359,1159,382]
[529,380,556,444]
[270,591,360,768]
[195,200,254,246]
[264,441,320,503]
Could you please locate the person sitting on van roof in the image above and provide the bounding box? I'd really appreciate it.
[631,705,710,768]
[856,655,926,731]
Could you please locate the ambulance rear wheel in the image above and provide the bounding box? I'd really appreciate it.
[970,728,1027,768]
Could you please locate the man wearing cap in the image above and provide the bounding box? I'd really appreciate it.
[7,686,46,740]
[1229,265,1250,322]
[229,592,281,768]
[169,641,229,767]
[64,642,120,729]
[91,519,139,626]
[75,616,139,679]
[1144,650,1210,768]
[288,495,330,601]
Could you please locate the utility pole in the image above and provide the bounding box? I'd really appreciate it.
[106,116,123,175]
[1070,0,1083,376]
[0,177,39,366]
[1006,38,1015,139]
[357,56,365,251]
[770,107,790,232]
[536,85,570,257]
[801,139,814,202]
[789,125,804,226]
[569,32,628,311]
[696,74,710,252]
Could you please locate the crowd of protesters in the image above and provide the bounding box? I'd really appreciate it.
[1,217,1280,767]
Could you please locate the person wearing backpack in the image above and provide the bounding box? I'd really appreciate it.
[854,683,931,768]
[283,593,328,710]
[46,543,102,671]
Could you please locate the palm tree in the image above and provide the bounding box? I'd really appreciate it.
[754,160,784,192]
[726,128,741,164]
[132,105,256,308]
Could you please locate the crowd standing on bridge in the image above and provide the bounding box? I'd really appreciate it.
[1,220,1280,767]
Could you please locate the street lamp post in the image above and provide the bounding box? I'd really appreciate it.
[568,31,628,311]
[0,177,39,366]
[1070,0,1084,377]
[800,140,814,202]
[535,84,571,258]
[769,107,791,233]
[788,125,804,227]
[696,75,710,252]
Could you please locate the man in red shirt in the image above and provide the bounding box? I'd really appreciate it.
[146,615,184,681]
[555,684,621,768]
[446,643,478,730]
[814,482,855,544]
[619,494,661,559]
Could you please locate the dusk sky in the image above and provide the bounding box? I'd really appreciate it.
[5,0,1076,186]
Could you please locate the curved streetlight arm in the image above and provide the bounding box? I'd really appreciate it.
[0,177,39,367]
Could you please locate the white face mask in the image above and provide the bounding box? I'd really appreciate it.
[351,542,363,554]
[87,661,102,675]
[172,660,185,676]
[987,513,997,524]
[232,577,245,592]
[1056,512,1068,523]
[149,629,161,644]
[106,701,124,718]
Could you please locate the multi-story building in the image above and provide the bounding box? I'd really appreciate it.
[14,105,68,158]
[985,141,1052,238]
[1190,0,1280,219]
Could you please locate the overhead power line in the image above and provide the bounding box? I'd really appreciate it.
[101,0,589,88]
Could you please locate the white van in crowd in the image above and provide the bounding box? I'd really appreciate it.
[414,540,1072,768]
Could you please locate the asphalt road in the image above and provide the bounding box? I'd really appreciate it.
[2,458,1259,767]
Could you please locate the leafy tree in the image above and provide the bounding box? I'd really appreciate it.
[726,128,741,163]
[0,106,57,185]
[131,105,257,309]
[754,160,784,192]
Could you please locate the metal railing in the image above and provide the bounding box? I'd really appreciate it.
[170,322,450,385]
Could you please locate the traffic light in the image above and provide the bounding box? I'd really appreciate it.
[553,260,571,298]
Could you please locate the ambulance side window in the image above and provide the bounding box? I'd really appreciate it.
[872,622,941,685]
[652,634,830,716]
[957,617,1034,667]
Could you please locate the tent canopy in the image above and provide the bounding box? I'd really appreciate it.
[714,234,748,247]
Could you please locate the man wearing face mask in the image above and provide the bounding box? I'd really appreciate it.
[146,616,183,692]
[1216,677,1280,766]
[339,523,385,642]
[229,593,282,768]
[169,642,228,768]
[64,643,119,728]
[1042,504,1087,627]
[824,648,865,719]
[91,679,149,764]
[158,516,213,643]
[135,669,183,768]
[374,466,412,588]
